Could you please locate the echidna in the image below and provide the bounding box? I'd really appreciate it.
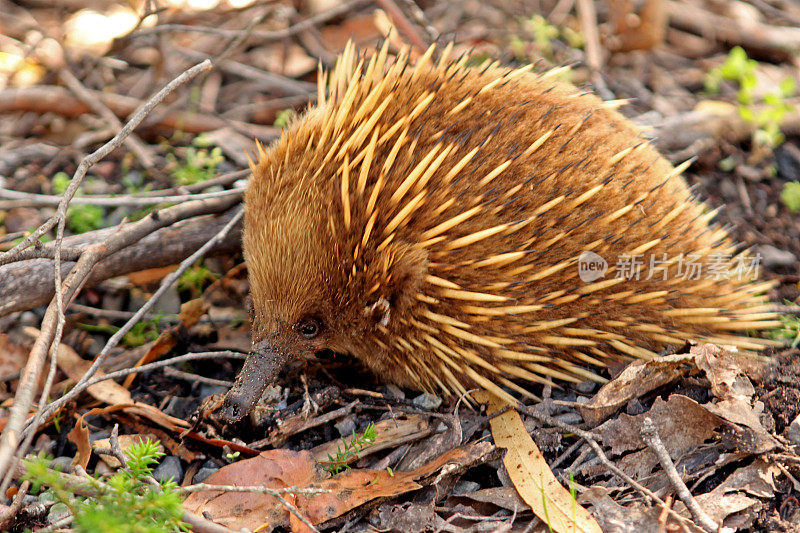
[221,42,779,421]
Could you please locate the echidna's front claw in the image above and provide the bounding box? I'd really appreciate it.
[220,341,288,423]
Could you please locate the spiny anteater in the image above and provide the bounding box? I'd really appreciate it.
[220,42,779,422]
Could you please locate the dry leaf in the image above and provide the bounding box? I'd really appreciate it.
[577,353,695,426]
[578,486,664,532]
[184,441,493,531]
[0,334,28,379]
[476,390,602,533]
[183,449,415,531]
[67,414,93,469]
[597,395,722,459]
[56,344,188,432]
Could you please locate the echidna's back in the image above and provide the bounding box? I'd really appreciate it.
[249,43,777,398]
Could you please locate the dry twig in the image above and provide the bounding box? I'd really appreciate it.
[0,59,214,495]
[640,417,719,533]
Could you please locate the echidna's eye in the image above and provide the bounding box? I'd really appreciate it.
[298,318,322,339]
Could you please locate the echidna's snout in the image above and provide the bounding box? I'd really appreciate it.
[220,340,289,423]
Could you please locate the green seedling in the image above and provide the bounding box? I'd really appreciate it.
[168,135,225,186]
[706,46,796,151]
[323,423,377,475]
[781,181,800,213]
[273,109,297,129]
[23,438,188,533]
[771,313,800,348]
[177,263,217,296]
[52,172,105,234]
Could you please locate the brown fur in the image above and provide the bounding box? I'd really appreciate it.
[241,42,778,404]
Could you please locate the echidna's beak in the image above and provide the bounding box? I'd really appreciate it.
[219,341,288,423]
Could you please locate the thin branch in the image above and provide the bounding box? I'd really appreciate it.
[0,187,244,208]
[60,69,157,169]
[0,59,214,495]
[182,484,323,533]
[70,351,246,401]
[641,417,718,533]
[26,209,244,435]
[0,201,241,316]
[127,0,372,43]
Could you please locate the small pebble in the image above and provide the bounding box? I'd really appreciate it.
[755,244,797,269]
[89,430,111,442]
[452,480,480,495]
[37,492,56,505]
[25,502,47,519]
[575,380,596,394]
[554,412,583,425]
[335,418,357,438]
[787,414,800,446]
[775,142,800,182]
[47,502,71,524]
[194,460,220,483]
[382,384,405,400]
[50,456,73,471]
[153,455,184,483]
[199,384,228,398]
[626,398,647,416]
[412,392,442,410]
[19,312,39,327]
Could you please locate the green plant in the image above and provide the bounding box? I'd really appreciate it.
[771,313,800,348]
[123,314,163,347]
[323,423,377,475]
[52,172,106,234]
[177,263,216,296]
[781,181,800,213]
[225,451,241,462]
[67,204,105,234]
[23,438,188,532]
[705,46,796,151]
[273,109,296,129]
[77,313,163,347]
[168,136,225,186]
[510,14,582,63]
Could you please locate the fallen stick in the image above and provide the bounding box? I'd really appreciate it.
[0,207,241,317]
[0,85,278,139]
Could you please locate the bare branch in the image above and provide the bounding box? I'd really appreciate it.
[0,59,215,494]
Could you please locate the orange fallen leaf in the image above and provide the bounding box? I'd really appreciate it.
[67,414,92,469]
[184,441,493,531]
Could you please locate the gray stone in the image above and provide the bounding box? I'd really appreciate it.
[382,384,405,400]
[47,502,71,524]
[755,245,797,269]
[37,492,56,505]
[153,455,184,483]
[335,418,357,438]
[787,414,800,446]
[50,456,73,471]
[412,392,442,410]
[199,384,228,398]
[452,480,480,495]
[89,430,111,442]
[194,460,219,483]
